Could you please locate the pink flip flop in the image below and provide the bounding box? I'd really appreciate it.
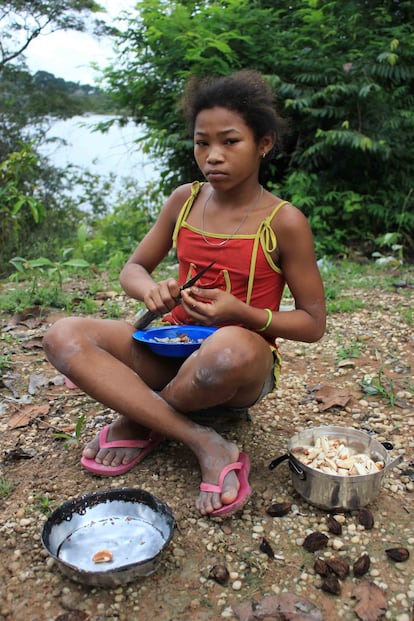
[80,424,164,476]
[200,452,251,517]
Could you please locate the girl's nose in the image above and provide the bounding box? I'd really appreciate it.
[206,146,224,163]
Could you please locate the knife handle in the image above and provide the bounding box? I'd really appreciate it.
[133,309,160,330]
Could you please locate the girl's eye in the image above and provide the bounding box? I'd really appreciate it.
[195,140,208,147]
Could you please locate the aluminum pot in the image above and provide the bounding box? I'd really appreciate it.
[269,425,403,511]
[41,488,174,588]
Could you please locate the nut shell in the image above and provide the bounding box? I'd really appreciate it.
[353,553,371,577]
[208,564,230,585]
[314,557,329,577]
[385,547,410,562]
[266,502,291,517]
[325,557,350,579]
[358,508,374,530]
[92,549,113,564]
[321,573,341,595]
[303,531,329,552]
[326,515,342,536]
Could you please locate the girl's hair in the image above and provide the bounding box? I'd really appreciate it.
[180,69,288,162]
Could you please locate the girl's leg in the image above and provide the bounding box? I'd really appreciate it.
[159,326,274,514]
[43,316,182,467]
[43,319,273,514]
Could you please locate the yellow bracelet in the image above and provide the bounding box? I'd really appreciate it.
[256,308,273,332]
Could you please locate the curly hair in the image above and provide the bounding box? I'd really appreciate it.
[180,70,288,162]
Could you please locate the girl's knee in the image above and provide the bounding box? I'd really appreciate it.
[194,341,254,389]
[43,317,85,366]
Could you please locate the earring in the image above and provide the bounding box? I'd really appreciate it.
[262,152,266,159]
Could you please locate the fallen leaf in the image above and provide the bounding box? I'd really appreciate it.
[233,592,323,621]
[21,336,44,350]
[3,447,37,462]
[55,611,90,621]
[94,290,119,300]
[337,358,356,368]
[315,385,352,411]
[352,581,387,621]
[8,403,50,429]
[28,373,50,395]
[11,306,43,324]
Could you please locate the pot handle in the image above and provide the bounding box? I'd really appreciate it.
[269,454,289,470]
[268,454,307,480]
[383,454,403,471]
[288,456,306,480]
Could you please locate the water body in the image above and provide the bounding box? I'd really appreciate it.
[39,114,159,190]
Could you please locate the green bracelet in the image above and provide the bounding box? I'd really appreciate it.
[256,308,273,332]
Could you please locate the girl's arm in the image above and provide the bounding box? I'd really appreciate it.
[255,204,326,342]
[119,184,192,313]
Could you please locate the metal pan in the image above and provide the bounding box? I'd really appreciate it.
[269,426,403,511]
[41,488,174,587]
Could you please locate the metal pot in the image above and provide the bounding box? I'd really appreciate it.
[269,425,403,511]
[41,488,174,587]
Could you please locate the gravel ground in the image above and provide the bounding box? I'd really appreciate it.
[0,269,413,621]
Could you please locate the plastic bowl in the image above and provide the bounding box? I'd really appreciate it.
[132,325,217,357]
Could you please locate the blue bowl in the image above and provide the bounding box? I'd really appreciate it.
[132,325,217,357]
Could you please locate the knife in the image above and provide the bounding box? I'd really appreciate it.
[133,261,215,330]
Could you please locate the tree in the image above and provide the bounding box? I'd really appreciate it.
[103,0,414,255]
[0,0,105,68]
[0,0,109,276]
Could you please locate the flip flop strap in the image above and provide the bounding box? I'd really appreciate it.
[99,425,152,449]
[200,461,242,493]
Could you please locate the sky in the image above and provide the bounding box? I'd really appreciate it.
[25,0,136,85]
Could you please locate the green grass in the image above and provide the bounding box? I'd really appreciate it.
[1,258,412,318]
[0,476,13,498]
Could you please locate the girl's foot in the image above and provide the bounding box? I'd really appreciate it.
[195,430,244,515]
[82,417,153,467]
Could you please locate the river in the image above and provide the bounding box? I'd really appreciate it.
[39,114,159,194]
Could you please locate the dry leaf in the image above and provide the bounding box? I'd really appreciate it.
[233,592,323,621]
[315,385,352,411]
[21,336,44,350]
[352,582,387,621]
[11,305,43,324]
[55,611,90,621]
[3,447,37,462]
[8,403,49,429]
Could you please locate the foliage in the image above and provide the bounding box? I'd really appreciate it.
[0,0,106,69]
[0,0,122,275]
[102,0,414,256]
[54,412,87,447]
[0,67,118,118]
[360,366,396,407]
[0,142,98,277]
[0,143,46,272]
[71,180,164,268]
[0,476,12,498]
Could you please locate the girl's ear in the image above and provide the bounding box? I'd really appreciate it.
[259,132,276,156]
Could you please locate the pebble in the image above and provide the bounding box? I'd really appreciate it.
[232,580,242,591]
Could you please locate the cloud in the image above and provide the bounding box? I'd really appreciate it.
[25,0,136,85]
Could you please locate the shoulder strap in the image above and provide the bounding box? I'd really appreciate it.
[172,181,204,248]
[245,200,288,304]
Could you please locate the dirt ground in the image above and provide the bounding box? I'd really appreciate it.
[0,267,413,621]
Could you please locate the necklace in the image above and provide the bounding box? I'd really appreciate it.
[201,185,263,247]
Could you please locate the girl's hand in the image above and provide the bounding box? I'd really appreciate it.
[181,286,239,325]
[143,278,181,315]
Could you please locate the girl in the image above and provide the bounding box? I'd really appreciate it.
[43,70,325,517]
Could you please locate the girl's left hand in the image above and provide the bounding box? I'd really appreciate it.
[181,286,238,325]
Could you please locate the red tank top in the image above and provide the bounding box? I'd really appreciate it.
[164,182,286,343]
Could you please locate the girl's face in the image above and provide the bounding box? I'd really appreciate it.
[193,106,273,190]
